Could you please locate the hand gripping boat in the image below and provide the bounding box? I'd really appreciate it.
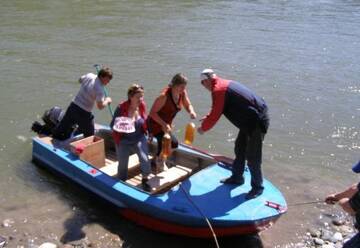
[32,124,287,238]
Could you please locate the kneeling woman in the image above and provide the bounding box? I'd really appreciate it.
[111,84,151,191]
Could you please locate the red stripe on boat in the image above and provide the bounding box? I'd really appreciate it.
[120,208,278,238]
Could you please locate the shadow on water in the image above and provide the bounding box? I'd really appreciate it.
[30,162,263,248]
[60,201,264,248]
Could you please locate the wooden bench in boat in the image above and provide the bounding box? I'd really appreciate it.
[126,165,192,194]
[101,153,153,177]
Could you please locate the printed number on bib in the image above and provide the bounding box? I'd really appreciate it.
[113,117,135,133]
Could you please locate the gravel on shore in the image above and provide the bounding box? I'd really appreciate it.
[275,211,357,248]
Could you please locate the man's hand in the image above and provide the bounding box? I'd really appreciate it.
[97,97,112,110]
[190,111,197,119]
[199,116,206,122]
[325,194,338,205]
[105,97,112,105]
[162,124,172,133]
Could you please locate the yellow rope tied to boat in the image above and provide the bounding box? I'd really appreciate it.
[179,183,220,248]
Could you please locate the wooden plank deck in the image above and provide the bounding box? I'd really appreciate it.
[37,136,193,194]
[101,153,153,177]
[126,165,192,194]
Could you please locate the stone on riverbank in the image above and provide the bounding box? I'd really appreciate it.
[39,242,57,248]
[280,211,357,248]
[1,219,14,228]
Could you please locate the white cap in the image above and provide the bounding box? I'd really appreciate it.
[200,69,215,81]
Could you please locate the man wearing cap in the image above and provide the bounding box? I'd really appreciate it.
[325,160,360,248]
[197,69,269,199]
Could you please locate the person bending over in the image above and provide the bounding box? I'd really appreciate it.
[53,67,112,140]
[197,69,269,199]
[325,160,360,248]
[147,73,196,168]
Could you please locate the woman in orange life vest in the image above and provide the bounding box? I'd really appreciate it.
[110,84,151,191]
[147,73,197,165]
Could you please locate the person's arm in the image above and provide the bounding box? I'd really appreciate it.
[198,90,225,133]
[338,198,356,215]
[110,106,121,128]
[93,80,112,110]
[96,97,112,110]
[325,183,358,204]
[182,90,196,119]
[149,95,171,133]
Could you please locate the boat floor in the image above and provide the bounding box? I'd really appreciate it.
[36,135,205,194]
[102,152,193,194]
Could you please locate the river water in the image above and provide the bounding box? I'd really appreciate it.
[0,0,359,247]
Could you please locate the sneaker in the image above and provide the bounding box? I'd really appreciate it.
[141,178,151,192]
[245,188,263,199]
[220,176,244,185]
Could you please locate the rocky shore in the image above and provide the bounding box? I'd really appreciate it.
[276,211,357,248]
[0,216,121,248]
[0,210,357,248]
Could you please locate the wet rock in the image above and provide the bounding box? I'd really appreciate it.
[338,225,353,234]
[313,238,324,245]
[335,242,343,248]
[294,242,306,248]
[66,241,85,248]
[308,227,321,237]
[322,243,335,248]
[332,217,345,226]
[321,229,333,241]
[329,232,343,243]
[280,210,357,248]
[2,219,14,228]
[39,242,57,248]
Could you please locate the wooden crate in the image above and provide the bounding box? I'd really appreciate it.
[70,136,105,168]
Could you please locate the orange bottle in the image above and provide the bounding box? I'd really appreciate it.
[161,133,172,159]
[184,122,196,145]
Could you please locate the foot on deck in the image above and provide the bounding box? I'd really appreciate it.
[154,158,168,174]
[141,178,151,192]
[220,176,244,185]
[245,188,263,199]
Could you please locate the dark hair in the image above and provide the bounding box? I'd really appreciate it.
[170,73,188,87]
[98,67,113,80]
[127,84,144,99]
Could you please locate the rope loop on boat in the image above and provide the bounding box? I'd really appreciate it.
[179,183,220,248]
